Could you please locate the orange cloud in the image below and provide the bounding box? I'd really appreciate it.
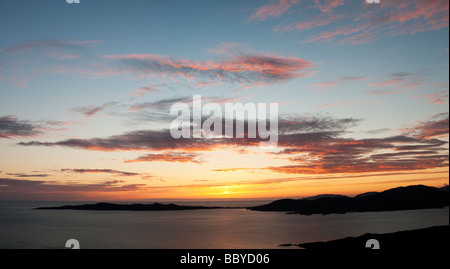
[422,92,449,105]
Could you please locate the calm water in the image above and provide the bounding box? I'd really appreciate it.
[0,201,448,249]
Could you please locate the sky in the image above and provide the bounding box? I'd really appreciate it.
[0,0,448,201]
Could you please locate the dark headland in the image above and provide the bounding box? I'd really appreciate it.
[249,185,449,215]
[35,202,231,211]
[288,225,449,250]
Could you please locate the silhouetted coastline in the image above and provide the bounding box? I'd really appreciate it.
[34,202,233,211]
[286,225,449,250]
[249,185,449,215]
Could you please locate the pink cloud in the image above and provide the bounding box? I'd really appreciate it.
[266,0,449,45]
[248,0,298,21]
[0,40,103,87]
[61,168,140,177]
[400,113,449,139]
[366,89,405,96]
[129,86,160,96]
[44,51,81,60]
[71,102,117,118]
[436,82,449,88]
[102,50,315,87]
[19,113,448,176]
[366,72,425,96]
[0,40,103,54]
[314,0,345,13]
[310,81,337,91]
[207,43,250,56]
[303,24,369,44]
[1,40,314,88]
[422,92,449,105]
[310,76,370,91]
[368,78,404,88]
[276,14,343,33]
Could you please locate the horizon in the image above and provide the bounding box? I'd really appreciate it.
[0,183,447,203]
[1,0,449,202]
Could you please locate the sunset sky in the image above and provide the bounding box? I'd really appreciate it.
[0,0,448,201]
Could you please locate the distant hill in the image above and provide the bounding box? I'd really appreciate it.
[249,185,449,215]
[35,202,224,211]
[354,192,379,198]
[303,194,348,200]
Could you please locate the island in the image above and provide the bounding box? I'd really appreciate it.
[249,185,449,215]
[34,202,228,211]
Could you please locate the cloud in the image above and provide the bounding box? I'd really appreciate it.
[310,76,370,91]
[2,40,314,88]
[0,115,76,139]
[129,84,172,96]
[17,113,448,173]
[0,177,146,200]
[239,114,448,175]
[125,152,204,164]
[248,0,298,21]
[0,40,103,54]
[129,96,193,111]
[0,115,41,139]
[207,43,251,56]
[212,168,252,172]
[71,102,117,118]
[268,145,448,174]
[129,95,241,112]
[278,115,360,135]
[258,0,449,45]
[310,81,337,91]
[275,10,344,33]
[266,113,449,174]
[0,40,103,87]
[421,92,449,105]
[18,114,359,151]
[364,128,391,135]
[130,86,159,96]
[316,100,377,109]
[368,78,404,88]
[366,72,424,96]
[318,0,448,44]
[102,50,315,87]
[6,173,49,178]
[17,130,234,152]
[61,169,141,177]
[401,113,449,140]
[314,0,345,13]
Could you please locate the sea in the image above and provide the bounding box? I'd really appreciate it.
[0,200,448,249]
